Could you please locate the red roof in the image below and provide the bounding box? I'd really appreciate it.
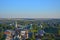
[4,31,11,34]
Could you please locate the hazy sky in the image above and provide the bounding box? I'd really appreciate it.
[0,0,60,18]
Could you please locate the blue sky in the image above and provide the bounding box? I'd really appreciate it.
[0,0,60,18]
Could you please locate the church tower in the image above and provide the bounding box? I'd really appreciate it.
[15,21,18,28]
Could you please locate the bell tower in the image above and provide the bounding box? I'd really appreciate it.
[15,21,18,28]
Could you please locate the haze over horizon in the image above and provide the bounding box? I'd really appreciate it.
[0,0,60,18]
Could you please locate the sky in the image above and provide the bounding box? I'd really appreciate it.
[0,0,60,18]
